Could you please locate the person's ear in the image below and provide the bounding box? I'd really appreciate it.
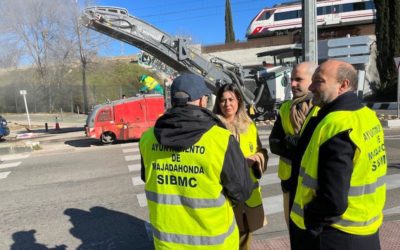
[339,79,350,94]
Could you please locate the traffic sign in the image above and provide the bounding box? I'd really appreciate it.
[327,36,371,47]
[20,90,27,95]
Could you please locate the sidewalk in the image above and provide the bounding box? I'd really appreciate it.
[0,113,87,155]
[251,219,400,250]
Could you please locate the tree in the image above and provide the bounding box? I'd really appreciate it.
[374,0,400,100]
[225,0,235,43]
[0,0,73,112]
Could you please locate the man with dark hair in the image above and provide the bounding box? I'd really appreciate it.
[139,73,253,250]
[289,60,387,250]
[269,61,318,227]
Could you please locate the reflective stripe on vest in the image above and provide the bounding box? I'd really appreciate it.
[299,167,386,196]
[145,190,226,208]
[291,202,381,228]
[239,122,262,207]
[151,219,236,245]
[140,125,239,249]
[290,107,387,235]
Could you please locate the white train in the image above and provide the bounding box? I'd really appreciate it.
[246,0,375,39]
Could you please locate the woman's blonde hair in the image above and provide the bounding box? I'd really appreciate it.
[213,84,252,128]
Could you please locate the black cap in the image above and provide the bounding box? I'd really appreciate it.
[171,73,212,103]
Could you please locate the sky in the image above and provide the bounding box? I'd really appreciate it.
[90,0,289,56]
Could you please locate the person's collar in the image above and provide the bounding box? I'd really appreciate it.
[319,91,362,114]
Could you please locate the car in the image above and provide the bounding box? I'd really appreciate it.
[0,115,10,140]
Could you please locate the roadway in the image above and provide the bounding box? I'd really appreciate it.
[0,126,399,249]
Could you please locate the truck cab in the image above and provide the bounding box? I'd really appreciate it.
[85,94,164,144]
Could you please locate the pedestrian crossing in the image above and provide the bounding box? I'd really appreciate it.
[121,128,400,217]
[0,153,30,180]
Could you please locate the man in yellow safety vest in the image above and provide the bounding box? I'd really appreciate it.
[140,73,253,250]
[289,59,386,250]
[269,61,318,226]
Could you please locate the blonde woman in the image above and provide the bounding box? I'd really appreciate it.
[214,84,268,250]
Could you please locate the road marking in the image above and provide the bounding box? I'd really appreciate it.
[0,154,30,161]
[128,164,141,172]
[132,176,144,186]
[0,162,21,169]
[123,148,139,153]
[125,155,141,161]
[0,171,11,179]
[268,156,279,167]
[385,135,400,139]
[120,142,139,148]
[137,193,148,207]
[385,174,400,190]
[263,194,283,215]
[259,172,280,186]
[384,206,400,215]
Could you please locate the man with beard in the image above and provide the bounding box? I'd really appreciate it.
[289,60,386,249]
[269,61,318,227]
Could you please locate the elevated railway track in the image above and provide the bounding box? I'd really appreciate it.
[202,23,375,54]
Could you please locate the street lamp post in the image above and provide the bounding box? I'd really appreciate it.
[19,90,31,129]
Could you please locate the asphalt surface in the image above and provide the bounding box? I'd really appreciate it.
[1,112,400,249]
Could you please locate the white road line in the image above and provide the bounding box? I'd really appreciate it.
[263,194,283,215]
[0,171,11,179]
[259,172,280,186]
[385,174,400,190]
[120,142,139,148]
[268,156,279,167]
[123,148,139,153]
[385,135,400,138]
[137,193,148,207]
[125,155,141,161]
[0,162,21,170]
[132,176,144,186]
[0,154,30,161]
[384,206,400,215]
[128,164,141,172]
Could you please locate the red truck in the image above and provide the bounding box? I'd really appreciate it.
[85,94,165,143]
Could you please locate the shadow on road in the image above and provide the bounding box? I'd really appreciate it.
[64,138,140,148]
[64,206,154,250]
[64,138,101,147]
[10,230,66,250]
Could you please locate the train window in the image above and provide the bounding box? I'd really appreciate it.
[353,2,366,11]
[317,6,325,16]
[326,5,340,14]
[342,3,354,12]
[366,1,375,10]
[298,10,303,18]
[257,10,272,21]
[275,10,299,21]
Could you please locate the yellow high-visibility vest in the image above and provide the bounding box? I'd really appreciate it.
[239,122,262,207]
[278,101,295,180]
[290,107,387,235]
[140,125,239,250]
[278,101,319,180]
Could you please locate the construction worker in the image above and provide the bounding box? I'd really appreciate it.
[139,73,253,250]
[269,61,318,227]
[289,60,386,249]
[139,74,164,95]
